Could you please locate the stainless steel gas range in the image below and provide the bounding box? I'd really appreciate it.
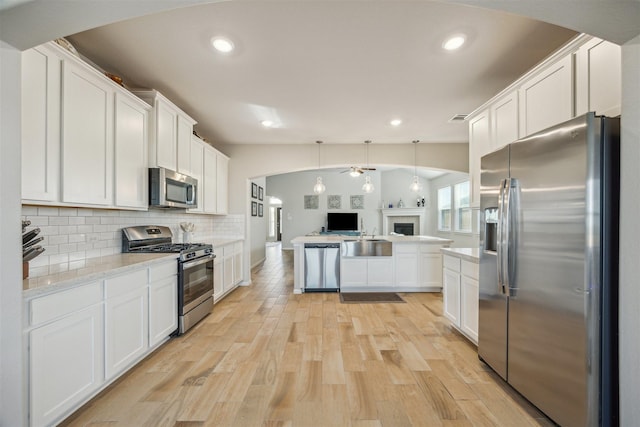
[122,225,215,335]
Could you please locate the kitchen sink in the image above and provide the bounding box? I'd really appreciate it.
[341,239,392,257]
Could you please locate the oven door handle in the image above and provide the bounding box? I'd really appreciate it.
[182,254,214,269]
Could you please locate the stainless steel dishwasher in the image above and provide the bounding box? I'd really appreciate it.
[304,243,340,292]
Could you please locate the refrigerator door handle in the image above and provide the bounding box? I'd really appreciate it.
[502,178,512,294]
[496,178,507,294]
[506,178,519,297]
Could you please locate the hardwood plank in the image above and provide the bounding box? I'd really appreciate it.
[296,361,323,402]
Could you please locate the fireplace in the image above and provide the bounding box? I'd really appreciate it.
[381,208,425,236]
[394,223,414,236]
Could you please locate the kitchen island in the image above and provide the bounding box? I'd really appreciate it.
[291,235,452,293]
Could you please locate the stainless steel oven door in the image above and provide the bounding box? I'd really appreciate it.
[179,254,214,314]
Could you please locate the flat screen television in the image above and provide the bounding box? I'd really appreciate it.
[327,212,358,231]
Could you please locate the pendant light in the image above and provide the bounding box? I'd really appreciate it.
[362,140,375,193]
[410,140,421,192]
[313,140,326,194]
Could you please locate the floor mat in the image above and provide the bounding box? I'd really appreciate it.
[339,292,405,303]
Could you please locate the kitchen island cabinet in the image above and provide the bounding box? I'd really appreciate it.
[441,248,479,345]
[291,235,451,294]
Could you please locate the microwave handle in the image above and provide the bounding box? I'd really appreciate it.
[187,183,196,205]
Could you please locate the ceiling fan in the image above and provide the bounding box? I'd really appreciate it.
[341,166,377,177]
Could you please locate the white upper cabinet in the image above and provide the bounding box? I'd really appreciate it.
[575,38,622,117]
[468,110,490,206]
[114,92,150,209]
[203,146,218,214]
[490,90,519,150]
[132,90,196,174]
[518,53,573,137]
[188,135,205,213]
[155,100,178,170]
[61,58,114,206]
[216,153,229,214]
[177,115,194,176]
[21,42,153,211]
[467,35,621,205]
[21,44,62,203]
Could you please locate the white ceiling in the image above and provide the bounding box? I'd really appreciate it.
[65,1,577,146]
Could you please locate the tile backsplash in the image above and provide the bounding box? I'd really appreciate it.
[22,205,244,277]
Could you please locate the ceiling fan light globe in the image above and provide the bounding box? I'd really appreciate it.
[349,168,362,177]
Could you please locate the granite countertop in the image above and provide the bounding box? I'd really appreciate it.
[23,253,178,298]
[291,234,453,245]
[441,247,480,263]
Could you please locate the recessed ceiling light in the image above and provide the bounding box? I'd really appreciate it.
[261,120,274,128]
[211,37,234,53]
[443,35,466,51]
[390,119,402,127]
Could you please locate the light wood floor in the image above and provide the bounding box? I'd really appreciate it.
[61,244,553,427]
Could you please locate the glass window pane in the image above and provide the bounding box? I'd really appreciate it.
[454,181,471,232]
[437,186,451,231]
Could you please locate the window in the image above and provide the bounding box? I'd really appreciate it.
[438,180,471,233]
[454,181,471,232]
[437,186,451,231]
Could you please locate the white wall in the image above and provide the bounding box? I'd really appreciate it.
[267,170,383,249]
[249,176,268,267]
[0,41,25,427]
[428,172,478,248]
[380,168,432,211]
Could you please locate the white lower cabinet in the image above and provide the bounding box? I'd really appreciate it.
[442,253,479,345]
[213,255,224,300]
[26,259,178,426]
[233,242,243,285]
[341,257,393,289]
[340,258,368,287]
[393,243,443,290]
[367,258,394,286]
[443,266,461,326]
[420,249,443,289]
[213,241,244,302]
[29,303,104,427]
[394,252,418,287]
[149,280,178,347]
[105,283,148,379]
[460,275,479,343]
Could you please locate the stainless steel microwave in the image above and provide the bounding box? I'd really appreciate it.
[149,167,198,209]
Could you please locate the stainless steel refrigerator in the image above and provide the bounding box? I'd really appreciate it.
[479,113,619,427]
